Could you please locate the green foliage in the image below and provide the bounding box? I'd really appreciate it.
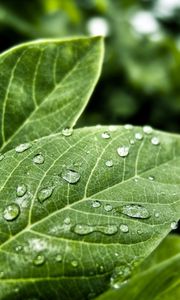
[0,36,179,299]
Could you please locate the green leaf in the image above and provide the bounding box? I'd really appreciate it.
[0,36,104,152]
[0,126,179,299]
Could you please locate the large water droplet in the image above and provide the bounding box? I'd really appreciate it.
[101,225,118,235]
[16,184,27,197]
[33,154,45,164]
[101,131,111,139]
[104,204,113,212]
[33,254,45,266]
[117,146,129,157]
[143,125,153,134]
[0,153,4,161]
[73,224,94,235]
[135,132,143,141]
[73,224,118,236]
[124,124,133,130]
[62,127,73,137]
[92,200,101,208]
[15,143,31,153]
[61,169,80,184]
[151,136,160,145]
[37,186,54,203]
[121,204,150,219]
[119,224,129,233]
[3,203,20,221]
[105,160,113,167]
[171,221,178,230]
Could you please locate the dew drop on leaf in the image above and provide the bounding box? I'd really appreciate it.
[151,136,160,145]
[148,176,155,181]
[61,169,80,184]
[155,212,160,218]
[33,254,45,266]
[101,225,118,235]
[135,132,143,140]
[15,143,32,153]
[117,146,129,157]
[92,200,101,208]
[16,184,27,197]
[55,254,62,263]
[171,221,178,230]
[108,125,117,132]
[37,186,54,203]
[105,160,113,167]
[73,224,94,235]
[64,217,71,225]
[62,127,73,137]
[71,260,78,268]
[121,204,150,219]
[119,224,129,233]
[124,124,133,130]
[33,154,45,164]
[3,203,20,221]
[130,139,135,145]
[101,131,111,139]
[0,153,4,161]
[143,125,153,134]
[15,245,23,252]
[104,204,113,212]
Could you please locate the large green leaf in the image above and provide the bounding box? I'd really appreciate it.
[0,126,179,299]
[0,36,104,152]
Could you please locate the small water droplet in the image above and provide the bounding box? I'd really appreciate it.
[104,204,113,212]
[135,132,143,141]
[120,224,129,233]
[101,131,111,139]
[92,200,101,208]
[130,139,135,145]
[117,146,129,157]
[171,221,178,230]
[33,254,45,266]
[148,176,154,181]
[62,127,73,137]
[55,254,62,262]
[155,212,160,218]
[137,229,142,235]
[110,265,131,289]
[124,124,133,130]
[105,160,113,167]
[33,154,45,164]
[71,260,78,267]
[108,125,117,132]
[143,125,153,134]
[16,184,27,197]
[121,204,150,219]
[0,153,4,161]
[151,136,160,145]
[61,169,80,184]
[3,203,20,221]
[15,245,23,252]
[64,217,71,225]
[37,186,54,203]
[15,143,31,153]
[134,177,139,182]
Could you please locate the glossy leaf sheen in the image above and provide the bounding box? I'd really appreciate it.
[0,126,179,299]
[0,36,104,152]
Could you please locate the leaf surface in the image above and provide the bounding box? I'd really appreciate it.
[0,126,179,299]
[0,36,103,152]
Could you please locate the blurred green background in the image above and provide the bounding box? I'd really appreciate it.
[0,0,179,132]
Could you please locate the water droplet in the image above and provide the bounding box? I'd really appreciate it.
[151,136,160,145]
[15,245,23,252]
[105,160,113,167]
[110,265,131,288]
[33,254,45,266]
[134,177,139,182]
[0,153,4,161]
[121,204,150,219]
[61,169,80,184]
[155,212,160,218]
[135,132,143,140]
[148,176,155,181]
[16,184,27,197]
[37,186,54,203]
[171,221,178,230]
[33,154,45,164]
[73,224,118,236]
[124,124,133,130]
[92,200,101,208]
[96,124,102,129]
[130,139,135,145]
[64,217,71,225]
[55,254,62,262]
[104,204,113,212]
[101,132,111,139]
[3,203,20,221]
[120,224,129,233]
[117,146,129,157]
[74,224,94,235]
[143,125,153,134]
[108,125,117,132]
[137,229,142,235]
[71,260,78,267]
[15,143,31,153]
[62,127,73,137]
[102,225,118,235]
